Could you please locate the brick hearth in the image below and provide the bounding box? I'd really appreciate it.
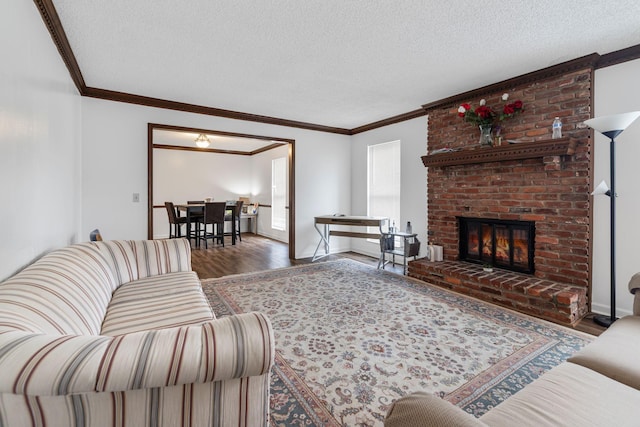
[408,260,588,325]
[417,60,594,324]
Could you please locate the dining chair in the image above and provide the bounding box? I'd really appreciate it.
[186,201,205,246]
[187,200,205,217]
[201,202,227,249]
[165,202,188,238]
[224,200,244,242]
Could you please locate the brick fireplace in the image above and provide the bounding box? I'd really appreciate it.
[409,58,595,325]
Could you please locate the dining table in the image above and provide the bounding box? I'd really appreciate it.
[175,202,238,246]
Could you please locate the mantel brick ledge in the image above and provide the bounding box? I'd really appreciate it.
[421,137,579,168]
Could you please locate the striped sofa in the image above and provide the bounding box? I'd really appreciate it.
[0,239,274,427]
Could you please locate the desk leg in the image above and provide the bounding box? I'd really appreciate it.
[312,223,330,261]
[377,250,386,269]
[377,219,388,269]
[403,253,407,275]
[324,224,329,253]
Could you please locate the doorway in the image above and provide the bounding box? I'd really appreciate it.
[147,123,295,258]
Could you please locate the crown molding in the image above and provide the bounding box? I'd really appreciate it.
[83,87,351,135]
[596,43,640,69]
[350,109,428,135]
[34,0,85,93]
[422,54,601,112]
[32,1,640,136]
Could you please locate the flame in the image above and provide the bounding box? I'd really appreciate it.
[513,232,529,264]
[482,227,492,257]
[460,220,532,271]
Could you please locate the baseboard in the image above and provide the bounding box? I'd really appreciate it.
[590,302,633,318]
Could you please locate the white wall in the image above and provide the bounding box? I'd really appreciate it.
[591,58,640,317]
[80,97,351,257]
[154,149,252,204]
[153,148,253,238]
[349,117,428,258]
[0,2,82,280]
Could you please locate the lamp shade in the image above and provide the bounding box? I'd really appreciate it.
[591,180,611,197]
[195,134,211,148]
[584,111,640,139]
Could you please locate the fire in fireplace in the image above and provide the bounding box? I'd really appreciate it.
[458,217,535,274]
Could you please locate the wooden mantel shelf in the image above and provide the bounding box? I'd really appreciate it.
[421,137,579,168]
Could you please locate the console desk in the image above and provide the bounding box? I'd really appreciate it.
[312,215,388,261]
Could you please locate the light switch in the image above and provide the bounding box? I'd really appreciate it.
[132,193,140,203]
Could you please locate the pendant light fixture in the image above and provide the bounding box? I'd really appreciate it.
[195,134,210,148]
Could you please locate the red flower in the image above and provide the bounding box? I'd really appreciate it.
[475,105,493,119]
[457,95,523,126]
[458,103,471,117]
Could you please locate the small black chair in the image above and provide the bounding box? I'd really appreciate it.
[224,200,244,242]
[200,202,227,249]
[165,202,187,238]
[186,201,205,246]
[187,201,205,222]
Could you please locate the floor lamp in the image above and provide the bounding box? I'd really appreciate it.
[585,111,640,327]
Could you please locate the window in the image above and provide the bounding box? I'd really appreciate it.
[368,140,401,236]
[271,157,287,231]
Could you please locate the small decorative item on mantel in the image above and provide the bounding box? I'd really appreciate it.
[482,263,494,273]
[457,94,524,147]
[493,125,503,146]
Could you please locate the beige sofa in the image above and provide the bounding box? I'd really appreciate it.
[0,239,274,427]
[385,274,640,426]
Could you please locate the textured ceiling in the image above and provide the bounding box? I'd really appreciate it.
[52,0,640,130]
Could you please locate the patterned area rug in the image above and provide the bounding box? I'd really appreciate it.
[201,259,593,427]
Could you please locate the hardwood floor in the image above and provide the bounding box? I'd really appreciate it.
[190,233,406,278]
[190,234,299,278]
[191,233,605,336]
[574,313,607,336]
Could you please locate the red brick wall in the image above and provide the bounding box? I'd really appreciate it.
[425,68,592,288]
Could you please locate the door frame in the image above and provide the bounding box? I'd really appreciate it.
[147,122,295,258]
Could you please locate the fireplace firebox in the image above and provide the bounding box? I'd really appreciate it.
[458,217,535,274]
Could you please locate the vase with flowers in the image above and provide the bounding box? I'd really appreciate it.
[458,94,524,146]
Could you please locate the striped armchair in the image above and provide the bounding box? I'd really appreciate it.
[0,239,274,427]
